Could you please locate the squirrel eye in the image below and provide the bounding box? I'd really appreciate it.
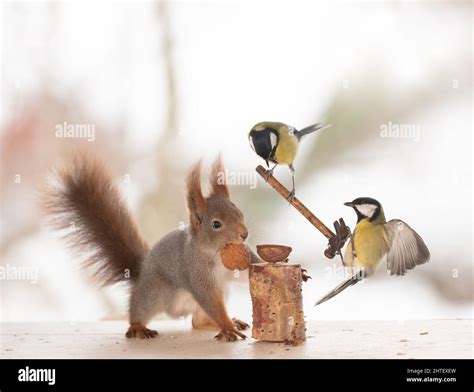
[211,220,222,230]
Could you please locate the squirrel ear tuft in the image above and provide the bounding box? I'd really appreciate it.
[186,160,207,231]
[209,154,229,199]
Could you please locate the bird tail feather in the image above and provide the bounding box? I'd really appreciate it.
[296,123,331,140]
[315,271,363,306]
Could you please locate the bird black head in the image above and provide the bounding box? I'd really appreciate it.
[249,124,279,164]
[344,197,383,222]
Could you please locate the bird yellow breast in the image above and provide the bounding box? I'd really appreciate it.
[345,220,389,275]
[274,130,298,165]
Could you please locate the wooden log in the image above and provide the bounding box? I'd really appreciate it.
[249,263,306,344]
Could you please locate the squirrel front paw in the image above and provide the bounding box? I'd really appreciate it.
[214,328,246,342]
[232,318,250,331]
[125,323,159,339]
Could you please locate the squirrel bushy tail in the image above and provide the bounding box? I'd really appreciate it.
[41,153,149,285]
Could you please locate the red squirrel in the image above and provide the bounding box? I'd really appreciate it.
[41,153,260,341]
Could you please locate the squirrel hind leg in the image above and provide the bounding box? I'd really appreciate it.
[192,308,250,332]
[125,322,159,339]
[231,318,250,331]
[192,309,219,331]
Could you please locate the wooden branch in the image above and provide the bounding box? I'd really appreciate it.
[256,165,335,239]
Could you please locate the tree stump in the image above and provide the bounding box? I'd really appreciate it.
[249,263,306,344]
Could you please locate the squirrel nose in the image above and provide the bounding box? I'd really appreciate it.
[240,230,248,241]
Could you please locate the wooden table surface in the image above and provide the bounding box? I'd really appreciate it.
[1,319,472,359]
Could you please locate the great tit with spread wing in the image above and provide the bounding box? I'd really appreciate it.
[316,197,430,306]
[248,121,330,200]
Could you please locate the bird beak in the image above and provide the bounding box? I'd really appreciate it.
[265,160,269,168]
[343,202,353,207]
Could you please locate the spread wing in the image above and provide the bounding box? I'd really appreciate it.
[384,219,430,276]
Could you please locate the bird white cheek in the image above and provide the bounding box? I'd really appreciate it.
[249,137,256,152]
[270,132,277,150]
[355,204,377,218]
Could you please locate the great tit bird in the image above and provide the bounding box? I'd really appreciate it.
[248,121,330,200]
[316,197,430,306]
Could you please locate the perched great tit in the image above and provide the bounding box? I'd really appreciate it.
[316,197,430,306]
[248,121,330,200]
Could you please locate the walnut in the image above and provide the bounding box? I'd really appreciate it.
[256,244,292,263]
[221,243,251,271]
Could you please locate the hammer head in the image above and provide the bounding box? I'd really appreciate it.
[324,218,351,259]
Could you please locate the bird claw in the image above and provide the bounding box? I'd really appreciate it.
[264,169,274,181]
[286,189,295,203]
